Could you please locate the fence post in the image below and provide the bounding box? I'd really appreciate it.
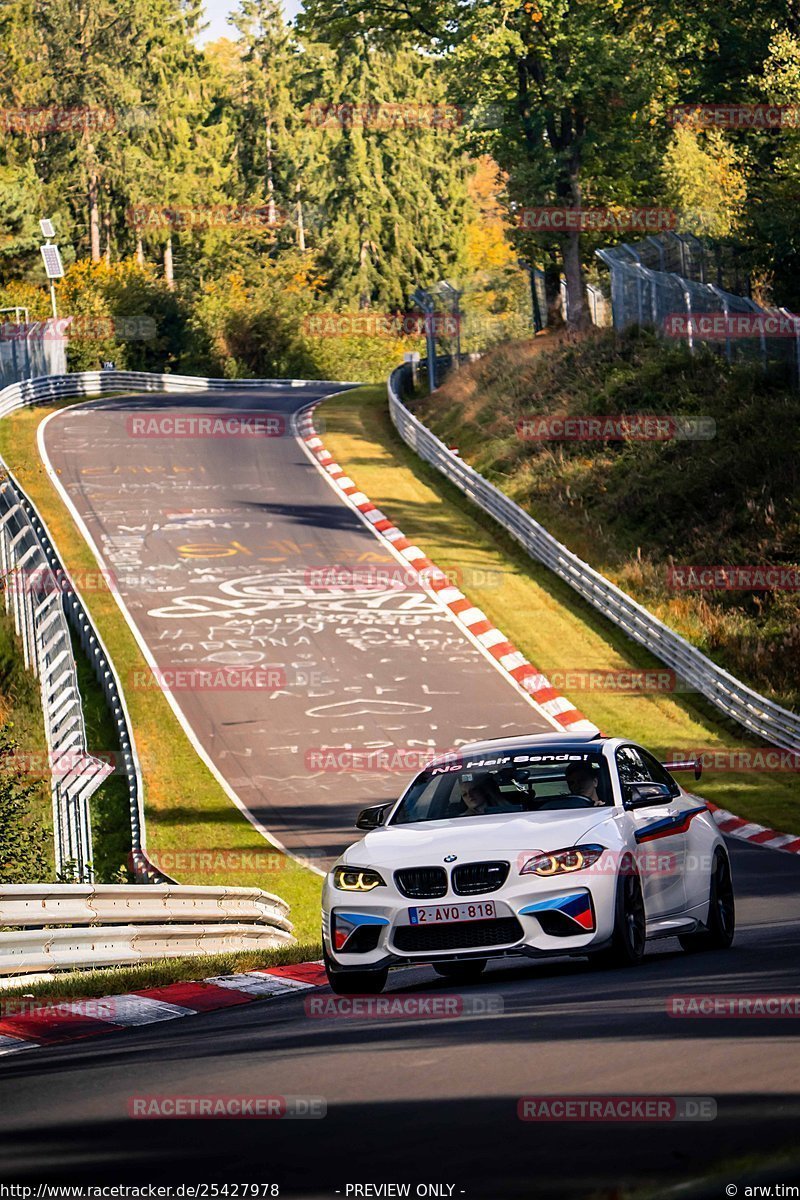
[742,297,768,373]
[669,274,694,353]
[595,249,621,327]
[708,285,732,364]
[646,236,666,272]
[619,244,645,325]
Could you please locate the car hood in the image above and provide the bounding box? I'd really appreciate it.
[340,811,616,869]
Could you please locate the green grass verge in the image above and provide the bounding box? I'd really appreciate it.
[69,625,131,883]
[319,384,800,833]
[0,607,54,876]
[0,399,321,939]
[0,940,323,1002]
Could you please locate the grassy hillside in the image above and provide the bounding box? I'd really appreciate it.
[417,328,800,710]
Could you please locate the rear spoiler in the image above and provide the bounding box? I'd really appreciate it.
[662,758,703,781]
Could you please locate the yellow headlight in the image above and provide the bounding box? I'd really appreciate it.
[333,867,385,891]
[534,855,560,877]
[520,845,605,877]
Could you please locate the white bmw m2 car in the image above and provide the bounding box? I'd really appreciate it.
[322,733,734,993]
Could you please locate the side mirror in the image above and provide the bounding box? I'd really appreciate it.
[356,803,390,831]
[623,782,674,810]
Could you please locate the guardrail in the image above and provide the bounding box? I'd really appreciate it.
[0,368,354,887]
[0,477,113,881]
[0,882,292,927]
[0,925,295,976]
[0,468,168,885]
[0,884,293,975]
[388,362,800,753]
[0,368,353,422]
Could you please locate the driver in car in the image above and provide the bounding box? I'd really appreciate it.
[459,775,518,815]
[564,762,605,807]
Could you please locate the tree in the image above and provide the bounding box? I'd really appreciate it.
[662,125,748,239]
[231,0,296,229]
[740,28,800,307]
[115,0,238,285]
[24,0,148,261]
[225,1,332,261]
[305,35,468,309]
[0,164,41,279]
[300,0,679,325]
[461,156,531,345]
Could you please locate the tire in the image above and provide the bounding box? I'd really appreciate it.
[592,865,646,968]
[324,948,388,995]
[679,850,735,952]
[432,959,488,983]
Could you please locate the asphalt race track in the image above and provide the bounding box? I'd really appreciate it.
[1,838,799,1196]
[5,383,798,1196]
[40,385,555,865]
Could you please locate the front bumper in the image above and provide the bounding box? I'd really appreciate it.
[322,872,617,970]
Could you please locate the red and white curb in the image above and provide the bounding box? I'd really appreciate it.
[0,961,327,1056]
[705,802,800,855]
[294,404,597,735]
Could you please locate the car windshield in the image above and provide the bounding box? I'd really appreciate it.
[390,749,613,825]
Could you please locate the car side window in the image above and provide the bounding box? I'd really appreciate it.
[638,748,681,797]
[615,745,651,791]
[616,745,679,802]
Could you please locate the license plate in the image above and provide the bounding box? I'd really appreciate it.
[408,901,497,925]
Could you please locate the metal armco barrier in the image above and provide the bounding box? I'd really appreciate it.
[0,368,354,888]
[0,882,292,928]
[388,363,800,754]
[0,470,163,885]
[0,884,293,975]
[0,478,112,881]
[0,925,294,976]
[0,368,355,422]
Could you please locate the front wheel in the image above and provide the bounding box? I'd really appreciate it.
[324,948,388,995]
[592,867,646,968]
[679,850,735,952]
[432,959,487,983]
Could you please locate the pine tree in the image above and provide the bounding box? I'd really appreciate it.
[309,36,468,311]
[26,0,147,261]
[0,164,41,279]
[229,0,321,257]
[121,0,238,286]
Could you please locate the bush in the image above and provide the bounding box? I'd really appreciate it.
[56,259,190,372]
[0,722,50,883]
[184,256,422,383]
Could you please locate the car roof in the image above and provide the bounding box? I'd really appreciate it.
[430,731,615,767]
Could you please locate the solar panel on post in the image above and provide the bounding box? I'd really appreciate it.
[40,244,65,279]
